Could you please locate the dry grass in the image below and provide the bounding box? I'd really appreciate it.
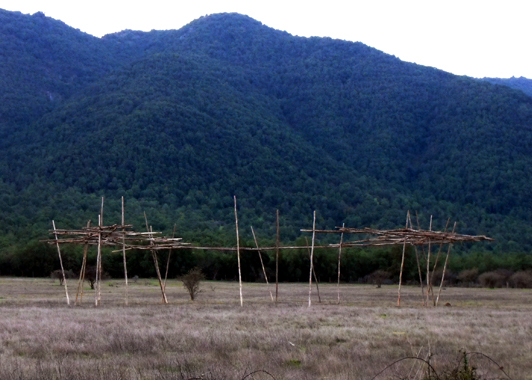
[0,277,530,379]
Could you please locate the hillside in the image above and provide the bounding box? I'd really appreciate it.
[1,9,532,258]
[481,76,532,97]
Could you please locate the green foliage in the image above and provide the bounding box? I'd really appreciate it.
[482,76,532,97]
[1,10,532,273]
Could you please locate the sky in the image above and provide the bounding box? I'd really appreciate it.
[1,0,531,79]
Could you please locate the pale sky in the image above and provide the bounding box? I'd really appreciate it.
[1,0,531,79]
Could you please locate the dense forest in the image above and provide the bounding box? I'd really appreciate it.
[481,76,532,97]
[1,9,532,280]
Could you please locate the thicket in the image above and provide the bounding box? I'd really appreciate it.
[2,239,532,288]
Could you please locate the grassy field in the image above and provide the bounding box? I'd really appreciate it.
[0,277,530,379]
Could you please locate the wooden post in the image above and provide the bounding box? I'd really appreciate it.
[144,213,168,304]
[397,211,409,307]
[414,246,424,301]
[305,237,321,303]
[122,197,129,306]
[308,211,316,308]
[251,226,274,302]
[337,223,344,304]
[412,213,425,302]
[164,224,177,290]
[76,243,88,304]
[436,222,456,306]
[430,218,450,305]
[75,220,91,304]
[151,226,168,304]
[95,214,102,306]
[52,220,70,305]
[275,209,280,305]
[234,196,243,307]
[97,197,104,306]
[426,215,433,307]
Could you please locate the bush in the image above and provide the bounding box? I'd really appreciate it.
[509,270,532,288]
[368,270,391,288]
[50,269,76,285]
[181,267,205,301]
[494,268,513,286]
[457,268,478,287]
[430,269,456,286]
[478,271,505,288]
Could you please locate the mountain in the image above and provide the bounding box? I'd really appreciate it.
[481,76,532,97]
[0,9,122,129]
[1,9,532,258]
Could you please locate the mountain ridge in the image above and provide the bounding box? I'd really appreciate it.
[1,9,532,255]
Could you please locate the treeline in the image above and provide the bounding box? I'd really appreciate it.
[2,10,532,255]
[2,240,532,288]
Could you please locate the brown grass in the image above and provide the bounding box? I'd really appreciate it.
[0,277,530,379]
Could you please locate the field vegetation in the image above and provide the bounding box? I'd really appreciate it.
[0,278,530,379]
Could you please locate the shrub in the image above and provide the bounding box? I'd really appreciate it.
[368,270,391,288]
[478,271,505,288]
[181,267,205,300]
[430,269,456,286]
[494,268,513,286]
[509,270,532,288]
[50,269,75,285]
[457,268,478,287]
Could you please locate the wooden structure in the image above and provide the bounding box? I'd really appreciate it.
[46,197,493,308]
[46,197,190,306]
[302,211,493,307]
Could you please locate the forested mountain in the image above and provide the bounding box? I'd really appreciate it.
[481,76,532,97]
[1,8,532,263]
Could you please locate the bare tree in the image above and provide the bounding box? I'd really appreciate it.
[51,269,75,285]
[181,268,205,301]
[368,270,391,288]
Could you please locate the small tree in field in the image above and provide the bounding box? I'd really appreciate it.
[181,268,205,301]
[368,270,391,288]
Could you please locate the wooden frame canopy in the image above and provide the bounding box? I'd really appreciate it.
[47,224,190,250]
[44,197,189,307]
[300,227,494,247]
[45,197,494,309]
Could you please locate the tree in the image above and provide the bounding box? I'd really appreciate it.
[181,268,205,301]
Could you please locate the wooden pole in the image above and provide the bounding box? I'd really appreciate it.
[337,223,345,304]
[234,196,243,307]
[152,226,168,304]
[76,243,88,304]
[75,220,91,305]
[163,224,177,290]
[414,246,425,302]
[122,196,129,306]
[275,209,280,305]
[436,222,456,306]
[95,197,104,306]
[144,213,168,304]
[407,212,424,300]
[308,211,316,308]
[95,214,102,306]
[98,198,104,305]
[430,218,450,305]
[52,220,70,305]
[407,211,413,230]
[397,211,409,307]
[305,237,321,303]
[426,215,433,307]
[431,218,450,277]
[251,226,274,302]
[414,211,426,304]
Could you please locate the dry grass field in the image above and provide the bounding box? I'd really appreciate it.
[0,277,530,379]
